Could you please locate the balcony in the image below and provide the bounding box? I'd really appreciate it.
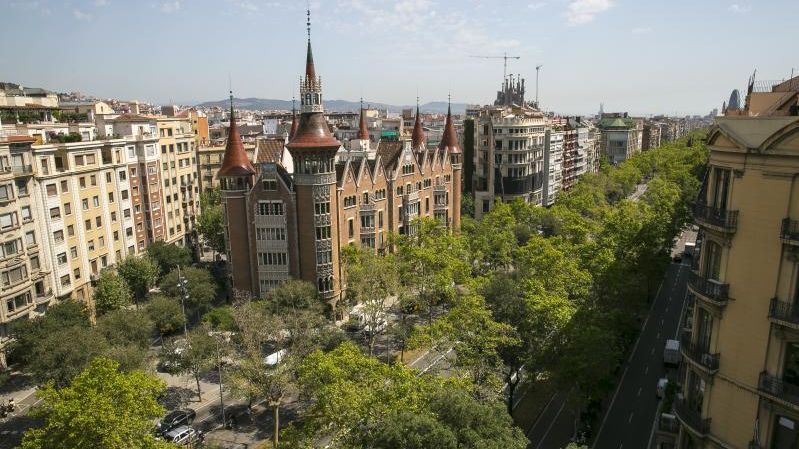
[769,298,799,328]
[12,164,33,176]
[758,371,799,408]
[680,333,720,374]
[781,218,799,245]
[687,272,729,307]
[359,202,376,212]
[359,226,375,235]
[693,203,738,233]
[433,184,447,192]
[673,398,710,437]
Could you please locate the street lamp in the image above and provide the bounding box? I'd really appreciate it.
[176,266,189,339]
[209,331,229,427]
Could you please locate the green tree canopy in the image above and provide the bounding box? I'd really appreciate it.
[93,269,133,315]
[159,266,218,316]
[117,255,160,304]
[21,357,172,449]
[145,295,185,338]
[147,241,193,275]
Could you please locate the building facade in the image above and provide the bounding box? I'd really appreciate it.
[543,129,563,206]
[674,75,799,448]
[597,113,639,164]
[220,24,462,311]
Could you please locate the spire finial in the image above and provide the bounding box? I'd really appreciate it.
[447,92,452,116]
[360,97,364,110]
[292,96,296,112]
[229,89,234,118]
[306,0,311,40]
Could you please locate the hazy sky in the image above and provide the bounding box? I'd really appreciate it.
[1,0,796,115]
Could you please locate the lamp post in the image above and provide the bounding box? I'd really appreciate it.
[209,331,228,427]
[177,266,189,339]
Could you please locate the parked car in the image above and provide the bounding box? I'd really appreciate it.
[656,377,669,398]
[158,409,196,434]
[164,425,202,446]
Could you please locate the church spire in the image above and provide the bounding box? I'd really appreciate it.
[305,6,316,81]
[218,91,255,177]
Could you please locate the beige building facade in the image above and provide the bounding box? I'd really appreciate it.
[675,76,799,448]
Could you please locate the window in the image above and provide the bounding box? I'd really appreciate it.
[113,231,119,241]
[46,183,57,196]
[318,276,333,293]
[314,202,330,215]
[57,252,67,265]
[119,170,127,181]
[50,207,61,220]
[74,268,81,280]
[315,225,331,240]
[64,202,72,215]
[70,246,78,258]
[79,177,86,188]
[85,219,92,230]
[53,230,64,243]
[90,175,97,186]
[360,214,374,229]
[67,224,75,236]
[106,172,112,183]
[257,201,284,216]
[5,292,31,313]
[425,197,429,213]
[343,196,357,208]
[96,216,102,227]
[378,210,383,228]
[21,206,31,222]
[108,192,114,203]
[2,239,19,257]
[30,256,39,271]
[88,240,95,251]
[121,190,129,200]
[3,266,28,286]
[348,218,354,238]
[111,211,117,222]
[257,227,287,241]
[60,274,71,287]
[82,198,89,210]
[259,252,287,266]
[93,196,100,207]
[263,179,278,191]
[99,236,105,247]
[25,231,35,246]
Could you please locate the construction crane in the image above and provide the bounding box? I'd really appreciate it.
[470,53,521,81]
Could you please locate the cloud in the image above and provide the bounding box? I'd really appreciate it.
[227,0,260,12]
[160,1,180,13]
[565,0,613,26]
[631,26,652,34]
[73,9,92,20]
[528,2,547,10]
[94,0,109,6]
[728,3,751,13]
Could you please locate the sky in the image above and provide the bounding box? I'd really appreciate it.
[1,0,797,116]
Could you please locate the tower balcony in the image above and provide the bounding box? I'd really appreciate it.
[687,271,729,307]
[693,203,738,233]
[673,398,711,437]
[680,333,720,375]
[781,218,799,245]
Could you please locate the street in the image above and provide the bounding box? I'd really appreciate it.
[519,231,693,449]
[591,261,688,449]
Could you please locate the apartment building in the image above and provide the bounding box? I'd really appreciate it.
[543,129,563,206]
[597,112,639,164]
[642,122,662,150]
[674,75,799,448]
[156,117,199,246]
[221,24,461,309]
[0,136,53,369]
[473,100,548,219]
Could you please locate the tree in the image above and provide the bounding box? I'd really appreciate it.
[202,306,238,332]
[97,309,155,349]
[26,326,110,388]
[118,255,159,306]
[342,247,401,355]
[147,241,192,275]
[197,188,225,255]
[166,326,216,401]
[21,357,173,449]
[159,266,218,318]
[266,279,322,314]
[228,301,292,447]
[8,301,90,365]
[93,269,133,315]
[145,295,185,339]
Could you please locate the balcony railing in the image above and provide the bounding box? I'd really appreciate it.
[11,164,33,176]
[694,203,738,232]
[681,333,720,373]
[769,298,799,327]
[759,371,799,407]
[674,398,710,436]
[781,218,799,244]
[688,271,729,306]
[658,413,680,434]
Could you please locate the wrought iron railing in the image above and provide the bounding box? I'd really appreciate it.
[694,203,738,231]
[781,218,799,243]
[674,398,710,435]
[681,333,720,372]
[759,371,799,406]
[688,271,729,305]
[769,297,799,326]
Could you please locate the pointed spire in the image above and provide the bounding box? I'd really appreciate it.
[358,98,369,140]
[219,91,255,177]
[411,97,426,150]
[289,97,299,140]
[305,5,316,81]
[439,94,460,155]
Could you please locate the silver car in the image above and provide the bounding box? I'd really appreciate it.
[164,425,202,446]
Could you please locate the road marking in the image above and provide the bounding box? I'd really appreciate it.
[526,392,559,436]
[651,347,655,355]
[645,366,649,375]
[628,412,634,423]
[656,332,660,340]
[418,347,454,375]
[665,306,669,313]
[637,387,642,397]
[592,266,670,448]
[660,319,664,326]
[646,399,663,449]
[409,349,432,368]
[534,393,569,449]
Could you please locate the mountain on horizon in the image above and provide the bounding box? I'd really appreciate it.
[195,97,470,115]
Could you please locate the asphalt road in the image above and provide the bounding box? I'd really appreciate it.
[592,261,689,449]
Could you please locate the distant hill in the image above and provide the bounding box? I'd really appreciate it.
[195,97,469,115]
